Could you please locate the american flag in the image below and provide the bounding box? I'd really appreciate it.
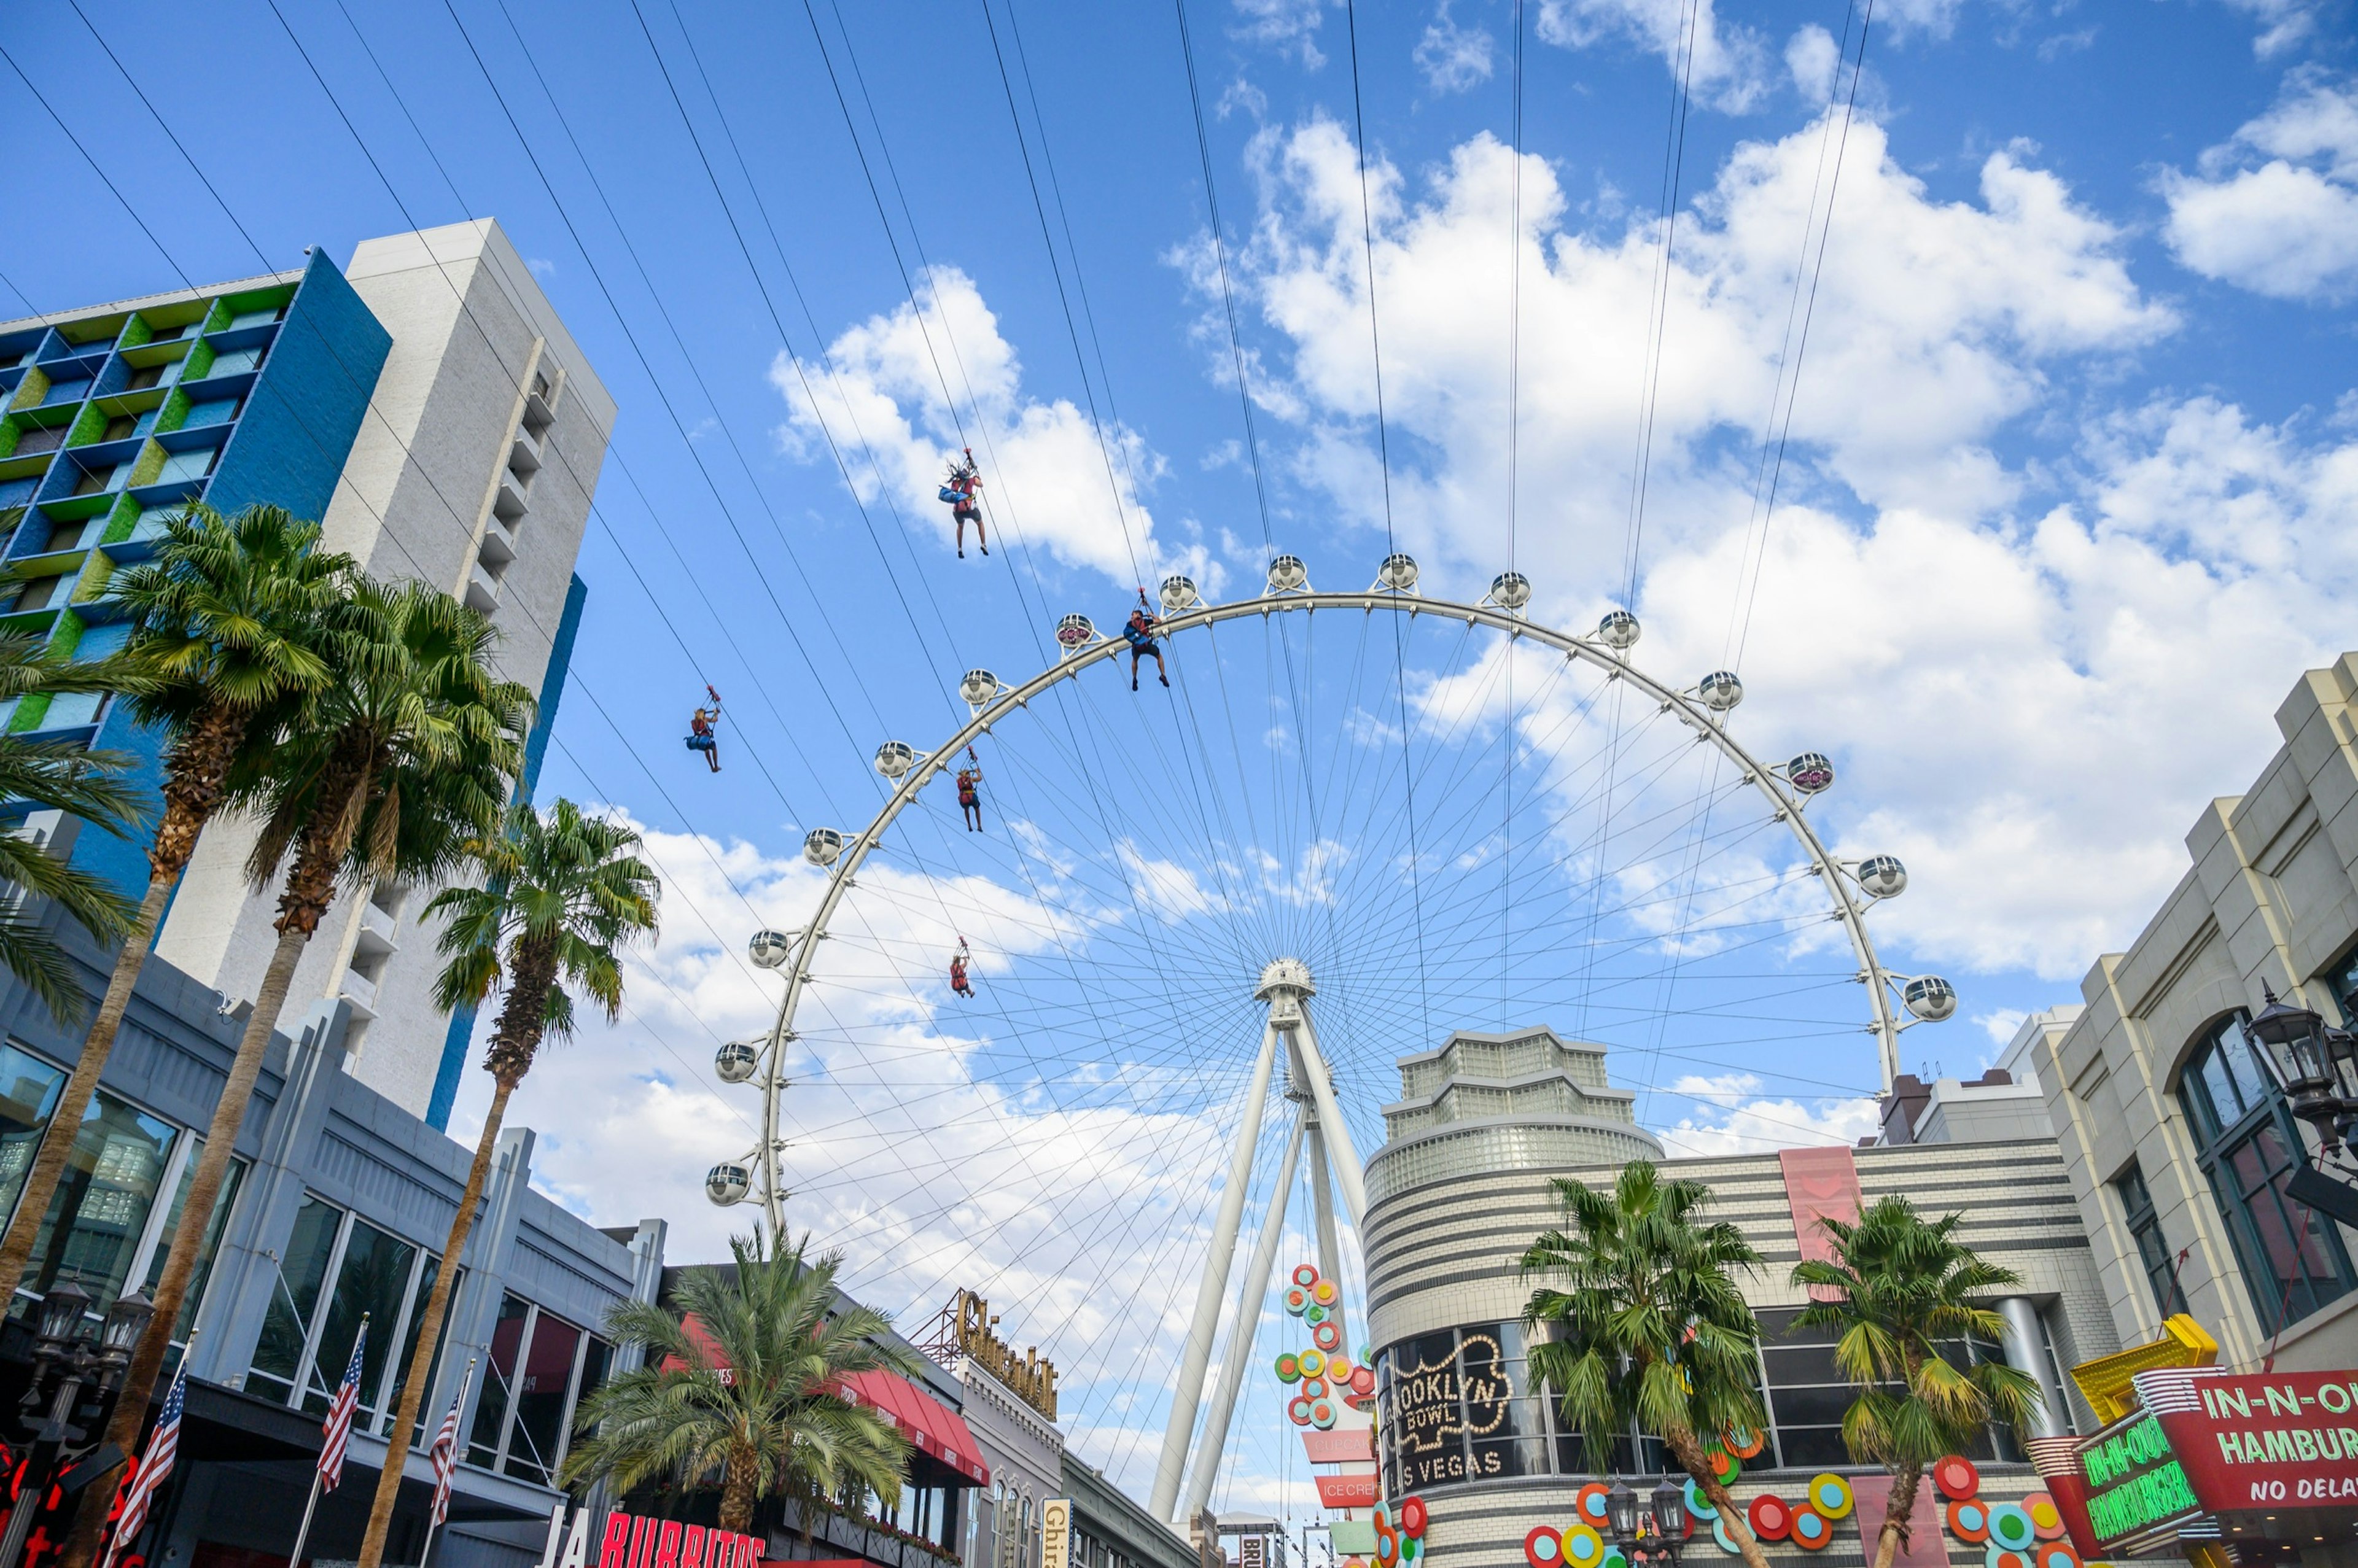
[99,1356,186,1568]
[319,1318,368,1492]
[427,1361,475,1527]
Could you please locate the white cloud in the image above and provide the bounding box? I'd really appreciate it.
[1536,0,1768,112]
[1233,0,1330,68]
[1183,115,2358,987]
[2220,0,2325,56]
[2163,72,2358,300]
[773,266,1212,591]
[1654,1072,1880,1155]
[1785,24,1838,106]
[1417,0,1497,93]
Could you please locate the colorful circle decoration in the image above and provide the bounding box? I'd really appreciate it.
[1601,1551,1627,1568]
[1275,1353,1301,1382]
[1376,1531,1398,1568]
[1985,1548,2033,1568]
[1574,1485,1612,1531]
[1399,1537,1422,1565]
[1935,1455,1981,1502]
[1313,1279,1339,1305]
[2022,1494,2064,1542]
[1287,1397,1312,1425]
[1986,1504,2036,1553]
[1946,1501,1991,1544]
[1789,1509,1834,1552]
[1293,1263,1320,1288]
[1683,1478,1718,1522]
[1524,1528,1565,1568]
[1328,1354,1355,1381]
[1315,1321,1344,1352]
[1302,1377,1328,1400]
[1301,1349,1327,1378]
[1306,1304,1329,1325]
[1351,1367,1377,1397]
[1285,1286,1310,1316]
[1747,1496,1794,1542]
[1310,1399,1337,1429]
[2033,1543,2082,1568]
[1708,1448,1743,1485]
[1724,1424,1767,1460]
[1399,1497,1430,1538]
[1563,1526,1607,1568]
[1373,1507,1392,1532]
[1710,1520,1741,1557]
[1808,1475,1854,1521]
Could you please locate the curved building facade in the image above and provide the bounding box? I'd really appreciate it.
[1361,1027,2120,1568]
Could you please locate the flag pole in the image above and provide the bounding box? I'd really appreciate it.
[287,1469,325,1568]
[98,1328,201,1568]
[418,1357,478,1568]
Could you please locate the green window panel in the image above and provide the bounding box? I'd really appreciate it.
[180,340,217,384]
[151,387,192,437]
[9,367,52,413]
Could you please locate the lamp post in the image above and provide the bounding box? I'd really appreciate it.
[1603,1478,1685,1567]
[0,1286,155,1568]
[2246,985,2358,1157]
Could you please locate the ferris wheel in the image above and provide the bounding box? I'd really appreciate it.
[700,554,1955,1517]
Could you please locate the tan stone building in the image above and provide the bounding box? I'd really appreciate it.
[2024,655,2358,1375]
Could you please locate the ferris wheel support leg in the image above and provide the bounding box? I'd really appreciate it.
[1291,1008,1366,1232]
[1182,1109,1305,1523]
[1151,1020,1281,1522]
[1305,1120,1345,1335]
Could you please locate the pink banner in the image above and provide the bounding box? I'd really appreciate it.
[1779,1146,1864,1301]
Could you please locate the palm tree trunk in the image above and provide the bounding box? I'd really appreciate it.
[1665,1429,1773,1568]
[0,866,173,1307]
[354,1074,517,1568]
[722,1446,759,1534]
[0,699,240,1313]
[60,914,313,1568]
[1874,1461,1924,1568]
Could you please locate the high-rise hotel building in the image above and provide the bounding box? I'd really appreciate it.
[0,219,607,1126]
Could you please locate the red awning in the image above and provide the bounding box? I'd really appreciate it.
[842,1369,992,1486]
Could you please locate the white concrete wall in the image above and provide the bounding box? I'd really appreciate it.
[155,220,612,1119]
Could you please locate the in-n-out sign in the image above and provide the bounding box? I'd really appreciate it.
[535,1504,768,1568]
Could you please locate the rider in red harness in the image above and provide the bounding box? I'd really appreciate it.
[1125,599,1169,691]
[950,941,975,998]
[955,758,984,832]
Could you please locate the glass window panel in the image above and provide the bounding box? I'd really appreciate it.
[141,1149,246,1341]
[21,1091,175,1317]
[302,1218,415,1419]
[1765,1383,1856,1427]
[1762,1343,1842,1386]
[402,1265,467,1448]
[562,1336,612,1467]
[0,1045,64,1234]
[504,1311,581,1483]
[469,1293,532,1467]
[1776,1427,1852,1468]
[247,1196,343,1402]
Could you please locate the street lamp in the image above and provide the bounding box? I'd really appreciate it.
[1605,1481,1641,1548]
[1651,1480,1689,1544]
[0,1284,158,1567]
[2246,985,2358,1154]
[1603,1478,1684,1566]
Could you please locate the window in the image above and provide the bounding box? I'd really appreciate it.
[2178,1011,2357,1332]
[138,1136,244,1341]
[2115,1164,2187,1318]
[203,346,265,378]
[465,1292,607,1478]
[247,1195,343,1403]
[42,521,87,554]
[13,426,64,457]
[17,1090,174,1314]
[152,448,216,485]
[302,1217,416,1420]
[10,576,62,613]
[1754,1306,2015,1468]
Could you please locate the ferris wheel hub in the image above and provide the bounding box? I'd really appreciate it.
[1255,957,1315,1002]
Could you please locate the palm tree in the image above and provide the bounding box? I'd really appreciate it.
[559,1233,919,1535]
[66,579,527,1568]
[1789,1195,2043,1568]
[0,502,348,1317]
[1522,1162,1774,1568]
[0,630,146,1019]
[356,798,658,1568]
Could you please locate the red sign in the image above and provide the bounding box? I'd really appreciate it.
[1316,1472,1379,1509]
[2139,1368,2358,1511]
[1303,1428,1376,1464]
[596,1512,766,1568]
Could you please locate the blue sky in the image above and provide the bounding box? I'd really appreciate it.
[7,0,2358,1518]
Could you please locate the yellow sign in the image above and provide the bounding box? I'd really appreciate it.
[1043,1499,1071,1568]
[956,1289,1060,1421]
[2069,1314,2218,1424]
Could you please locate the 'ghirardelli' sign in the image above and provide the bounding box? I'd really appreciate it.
[1391,1329,1512,1489]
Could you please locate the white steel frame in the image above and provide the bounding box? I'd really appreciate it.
[710,581,1946,1514]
